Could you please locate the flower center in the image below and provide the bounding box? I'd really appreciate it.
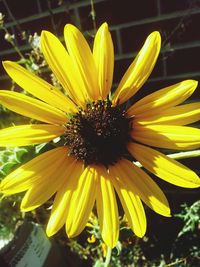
[64,100,132,166]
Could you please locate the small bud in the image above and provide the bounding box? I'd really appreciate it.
[4,33,15,42]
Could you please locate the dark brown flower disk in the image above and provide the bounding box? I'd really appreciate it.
[64,100,132,166]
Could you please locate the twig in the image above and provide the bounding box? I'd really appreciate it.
[104,247,112,267]
[134,150,200,168]
[90,0,97,32]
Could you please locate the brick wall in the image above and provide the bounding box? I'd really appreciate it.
[0,0,200,95]
[0,0,199,195]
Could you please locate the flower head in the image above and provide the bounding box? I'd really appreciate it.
[0,23,200,248]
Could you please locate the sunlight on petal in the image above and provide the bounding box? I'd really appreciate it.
[133,102,200,126]
[110,165,147,237]
[0,147,68,194]
[46,160,84,237]
[0,124,65,147]
[129,143,200,188]
[65,166,97,237]
[96,166,119,248]
[93,22,114,100]
[3,61,77,113]
[64,24,100,101]
[113,31,161,105]
[132,125,200,150]
[0,90,67,125]
[128,80,198,117]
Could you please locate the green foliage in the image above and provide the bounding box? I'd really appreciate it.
[0,143,54,241]
[175,201,200,238]
[0,147,28,240]
[0,195,23,240]
[62,202,200,267]
[0,6,199,266]
[0,147,28,177]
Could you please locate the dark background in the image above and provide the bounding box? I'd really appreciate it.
[0,0,200,94]
[0,0,199,177]
[0,1,200,264]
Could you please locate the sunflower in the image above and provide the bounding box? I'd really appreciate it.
[0,23,200,248]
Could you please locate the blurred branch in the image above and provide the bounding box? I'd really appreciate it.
[134,150,200,168]
[90,0,97,32]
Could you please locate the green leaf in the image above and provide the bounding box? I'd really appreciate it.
[93,260,105,267]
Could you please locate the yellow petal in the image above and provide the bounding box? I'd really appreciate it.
[134,102,200,125]
[132,124,200,150]
[128,143,200,188]
[65,165,97,237]
[0,124,65,147]
[93,22,114,100]
[3,61,77,113]
[112,31,161,105]
[64,24,100,101]
[41,31,88,106]
[110,165,146,237]
[112,160,171,217]
[20,152,71,211]
[96,166,119,248]
[0,147,68,195]
[0,90,67,125]
[128,80,198,117]
[46,160,84,237]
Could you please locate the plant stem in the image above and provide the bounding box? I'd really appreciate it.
[2,25,25,59]
[167,150,200,160]
[90,0,97,32]
[134,150,200,168]
[104,247,112,267]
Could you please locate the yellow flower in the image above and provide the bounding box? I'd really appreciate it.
[87,234,96,243]
[101,243,108,258]
[0,23,200,248]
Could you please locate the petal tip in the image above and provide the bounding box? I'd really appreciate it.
[46,227,54,237]
[64,23,76,32]
[101,22,109,30]
[182,79,198,88]
[41,30,51,42]
[2,60,12,69]
[102,232,119,249]
[162,207,172,217]
[149,31,161,43]
[20,206,29,212]
[0,182,7,194]
[189,79,198,88]
[41,30,47,37]
[194,177,200,188]
[135,230,146,238]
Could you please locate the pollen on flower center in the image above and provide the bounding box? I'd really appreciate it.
[64,100,132,166]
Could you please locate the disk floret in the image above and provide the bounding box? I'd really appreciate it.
[64,100,132,166]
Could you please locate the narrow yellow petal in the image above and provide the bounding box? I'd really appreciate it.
[128,80,198,117]
[20,153,70,211]
[96,166,119,248]
[46,160,84,237]
[112,160,171,217]
[3,61,77,113]
[0,124,65,147]
[93,22,114,100]
[64,24,100,101]
[0,147,68,195]
[21,154,76,212]
[65,166,97,237]
[132,124,200,150]
[134,102,200,126]
[128,143,200,188]
[113,31,161,105]
[0,90,67,125]
[41,31,88,106]
[110,166,146,237]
